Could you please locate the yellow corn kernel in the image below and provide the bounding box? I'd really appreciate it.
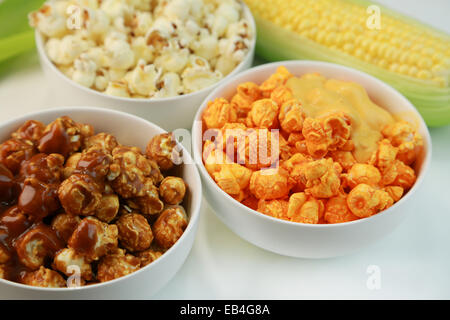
[244,0,450,87]
[417,69,432,80]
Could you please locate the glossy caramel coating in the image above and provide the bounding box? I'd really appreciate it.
[153,206,187,249]
[126,179,164,216]
[0,164,16,203]
[117,213,153,252]
[137,248,163,267]
[68,216,118,261]
[0,138,35,174]
[159,176,186,205]
[108,146,163,198]
[38,116,86,158]
[0,116,189,287]
[18,178,60,219]
[20,266,66,288]
[58,174,102,216]
[145,133,178,171]
[12,120,45,144]
[95,192,120,223]
[14,223,64,270]
[51,213,81,243]
[19,153,64,184]
[84,133,118,153]
[97,249,140,282]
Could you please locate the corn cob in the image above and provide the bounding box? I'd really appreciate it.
[244,0,450,126]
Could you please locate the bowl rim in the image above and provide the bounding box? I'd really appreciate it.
[192,60,433,229]
[34,1,256,104]
[0,106,202,292]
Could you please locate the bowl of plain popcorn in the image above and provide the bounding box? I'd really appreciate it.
[30,0,255,131]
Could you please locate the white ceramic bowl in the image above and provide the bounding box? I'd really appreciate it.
[0,107,202,299]
[34,4,256,132]
[192,60,432,259]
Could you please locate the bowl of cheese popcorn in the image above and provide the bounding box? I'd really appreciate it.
[30,0,255,131]
[0,107,202,299]
[192,61,431,258]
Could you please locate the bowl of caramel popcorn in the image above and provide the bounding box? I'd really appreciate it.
[0,107,202,298]
[30,0,255,131]
[192,61,431,258]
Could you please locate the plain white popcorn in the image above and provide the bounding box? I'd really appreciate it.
[125,59,161,95]
[105,80,130,97]
[182,56,223,93]
[72,55,97,87]
[30,0,253,99]
[154,72,182,98]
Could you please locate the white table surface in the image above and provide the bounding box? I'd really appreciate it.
[0,0,449,299]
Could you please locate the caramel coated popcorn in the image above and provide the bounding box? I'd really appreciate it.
[21,266,66,288]
[117,213,153,252]
[0,116,189,288]
[153,206,188,249]
[202,66,424,224]
[159,176,186,205]
[97,248,140,282]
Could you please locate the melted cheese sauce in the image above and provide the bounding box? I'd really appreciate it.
[286,73,394,162]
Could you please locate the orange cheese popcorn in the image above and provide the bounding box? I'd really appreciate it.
[344,163,381,188]
[219,122,248,160]
[201,66,423,225]
[340,140,355,152]
[282,153,311,192]
[302,117,329,158]
[241,194,259,211]
[203,141,228,176]
[203,98,237,129]
[278,99,305,133]
[287,192,324,224]
[247,99,279,129]
[250,168,292,200]
[369,139,398,170]
[324,193,359,224]
[257,199,289,220]
[278,134,295,161]
[329,150,356,171]
[382,121,423,166]
[287,132,304,145]
[286,133,308,155]
[213,124,281,171]
[303,158,342,198]
[381,159,416,190]
[324,112,352,150]
[259,66,293,98]
[383,186,404,202]
[239,128,280,170]
[302,112,351,158]
[213,163,253,202]
[347,184,394,218]
[270,86,294,107]
[286,192,307,219]
[231,82,262,118]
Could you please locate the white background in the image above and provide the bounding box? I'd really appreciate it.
[0,0,449,299]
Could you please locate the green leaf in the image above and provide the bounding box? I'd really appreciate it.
[0,0,45,63]
[0,31,35,61]
[0,0,45,37]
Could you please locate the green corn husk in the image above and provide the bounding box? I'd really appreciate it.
[0,0,45,64]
